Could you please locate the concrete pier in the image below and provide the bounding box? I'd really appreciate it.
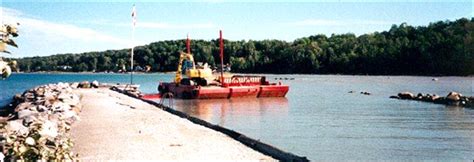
[71,88,275,161]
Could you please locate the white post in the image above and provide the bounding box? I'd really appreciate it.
[130,4,136,85]
[131,25,134,85]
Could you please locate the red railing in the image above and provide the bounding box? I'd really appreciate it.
[221,75,268,87]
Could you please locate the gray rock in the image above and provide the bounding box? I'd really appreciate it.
[398,92,414,99]
[0,116,12,123]
[57,92,70,100]
[38,120,59,139]
[13,94,23,102]
[24,92,35,101]
[6,120,29,136]
[58,93,80,107]
[69,95,80,106]
[79,81,90,88]
[2,82,85,160]
[431,95,441,101]
[36,105,48,112]
[43,91,56,98]
[62,111,80,124]
[447,92,462,101]
[15,102,33,111]
[70,82,79,89]
[416,93,424,99]
[52,102,72,112]
[389,96,400,99]
[22,115,37,126]
[18,109,38,119]
[57,82,68,89]
[35,87,46,97]
[91,80,99,88]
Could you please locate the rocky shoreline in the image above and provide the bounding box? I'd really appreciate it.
[0,81,103,160]
[390,91,473,108]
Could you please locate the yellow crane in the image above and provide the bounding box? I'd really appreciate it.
[175,51,213,86]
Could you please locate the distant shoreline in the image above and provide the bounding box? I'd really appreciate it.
[12,71,174,75]
[11,71,474,77]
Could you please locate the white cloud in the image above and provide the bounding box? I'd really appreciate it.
[22,18,129,45]
[0,6,216,57]
[86,20,217,30]
[71,18,216,30]
[288,19,394,27]
[0,7,130,46]
[290,19,344,26]
[137,22,216,29]
[0,7,22,18]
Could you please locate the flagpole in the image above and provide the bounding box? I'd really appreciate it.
[131,24,134,85]
[130,5,136,85]
[219,30,224,84]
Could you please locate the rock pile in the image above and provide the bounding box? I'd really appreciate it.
[0,82,82,161]
[111,84,143,98]
[348,90,371,95]
[360,91,371,95]
[77,80,101,89]
[390,91,473,108]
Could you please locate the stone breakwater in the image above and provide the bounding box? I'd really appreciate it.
[0,81,100,161]
[71,88,278,161]
[390,91,473,108]
[0,81,281,161]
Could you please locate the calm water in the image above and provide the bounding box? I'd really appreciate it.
[1,73,473,160]
[0,73,166,106]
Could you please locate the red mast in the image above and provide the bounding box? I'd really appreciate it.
[219,30,224,85]
[186,34,191,53]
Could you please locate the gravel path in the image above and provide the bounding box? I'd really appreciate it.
[71,88,274,161]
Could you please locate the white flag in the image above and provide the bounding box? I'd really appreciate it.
[131,5,137,27]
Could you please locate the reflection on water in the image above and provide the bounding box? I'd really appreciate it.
[163,75,474,160]
[173,98,288,126]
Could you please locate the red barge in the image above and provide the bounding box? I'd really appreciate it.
[158,75,289,99]
[146,31,289,100]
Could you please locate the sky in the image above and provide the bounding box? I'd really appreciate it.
[0,0,472,58]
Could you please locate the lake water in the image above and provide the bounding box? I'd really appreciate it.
[1,73,473,160]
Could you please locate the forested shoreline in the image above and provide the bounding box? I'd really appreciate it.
[9,18,474,76]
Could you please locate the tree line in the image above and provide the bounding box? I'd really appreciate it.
[9,17,474,76]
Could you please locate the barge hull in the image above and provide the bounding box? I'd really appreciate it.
[159,82,289,99]
[229,86,260,98]
[258,85,289,97]
[196,86,231,99]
